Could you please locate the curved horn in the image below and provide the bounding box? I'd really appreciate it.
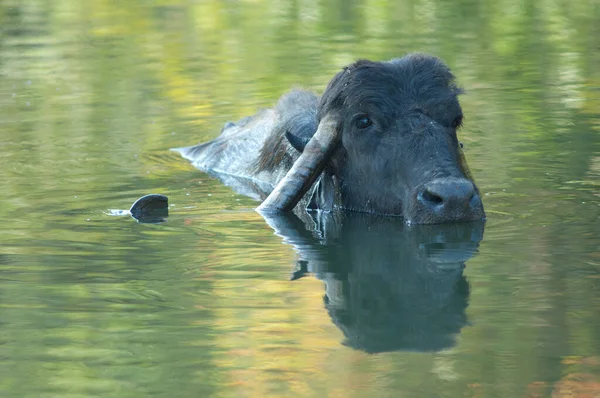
[257,112,341,213]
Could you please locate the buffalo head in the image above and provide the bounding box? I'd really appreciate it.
[259,53,485,224]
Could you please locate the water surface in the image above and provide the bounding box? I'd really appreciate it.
[1,1,600,397]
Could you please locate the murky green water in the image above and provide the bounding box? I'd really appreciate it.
[1,1,600,397]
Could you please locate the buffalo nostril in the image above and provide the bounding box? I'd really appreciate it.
[469,192,480,206]
[421,188,444,206]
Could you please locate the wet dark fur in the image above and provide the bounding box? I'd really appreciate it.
[317,55,464,124]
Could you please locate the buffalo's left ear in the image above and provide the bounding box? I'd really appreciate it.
[286,130,311,152]
[283,113,318,153]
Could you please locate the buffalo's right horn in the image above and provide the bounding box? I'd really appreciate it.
[257,112,341,213]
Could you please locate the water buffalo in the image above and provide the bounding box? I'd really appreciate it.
[175,53,485,224]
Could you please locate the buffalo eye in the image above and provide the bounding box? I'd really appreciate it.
[354,115,373,129]
[452,115,463,128]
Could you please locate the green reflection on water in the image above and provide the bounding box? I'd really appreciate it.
[1,0,599,397]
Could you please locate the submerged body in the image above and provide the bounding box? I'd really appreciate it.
[175,53,485,224]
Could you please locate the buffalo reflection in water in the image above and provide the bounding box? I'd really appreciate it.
[261,212,484,353]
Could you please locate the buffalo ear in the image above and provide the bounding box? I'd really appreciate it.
[283,113,318,153]
[285,130,311,152]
